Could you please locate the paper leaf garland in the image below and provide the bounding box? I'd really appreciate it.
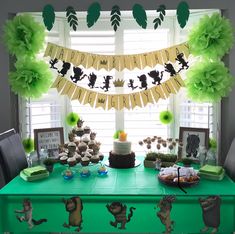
[188,13,234,59]
[42,4,55,31]
[132,4,147,29]
[177,1,190,28]
[153,5,166,30]
[66,6,78,31]
[87,2,101,28]
[66,112,80,126]
[110,5,121,32]
[9,59,53,99]
[22,138,34,153]
[185,60,234,102]
[3,14,45,58]
[159,110,174,124]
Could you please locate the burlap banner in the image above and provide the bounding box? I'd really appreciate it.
[44,42,189,71]
[51,75,185,110]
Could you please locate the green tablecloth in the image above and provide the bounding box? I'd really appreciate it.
[1,160,235,196]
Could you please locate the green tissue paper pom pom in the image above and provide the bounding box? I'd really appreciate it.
[159,111,174,124]
[3,14,46,58]
[22,138,34,153]
[66,112,80,126]
[188,13,234,59]
[9,59,53,99]
[113,130,124,139]
[185,60,234,102]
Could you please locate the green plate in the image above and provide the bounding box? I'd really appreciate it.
[199,169,225,181]
[20,170,49,182]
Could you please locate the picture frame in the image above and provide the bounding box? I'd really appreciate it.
[34,127,64,158]
[178,127,209,159]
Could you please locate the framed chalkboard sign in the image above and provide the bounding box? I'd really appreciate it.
[34,127,64,158]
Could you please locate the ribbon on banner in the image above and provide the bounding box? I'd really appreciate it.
[51,75,185,110]
[44,42,189,71]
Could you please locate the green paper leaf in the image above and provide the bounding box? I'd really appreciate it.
[132,4,147,29]
[110,5,121,31]
[66,6,78,31]
[87,2,101,28]
[153,5,166,30]
[42,4,55,31]
[177,1,190,28]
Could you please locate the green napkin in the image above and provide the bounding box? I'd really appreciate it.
[23,166,47,177]
[199,164,223,175]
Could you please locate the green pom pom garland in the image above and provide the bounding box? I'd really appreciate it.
[185,60,234,102]
[22,138,34,154]
[9,59,53,99]
[188,13,234,59]
[3,14,46,58]
[159,110,174,125]
[66,112,80,126]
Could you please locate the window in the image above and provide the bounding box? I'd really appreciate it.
[19,10,220,156]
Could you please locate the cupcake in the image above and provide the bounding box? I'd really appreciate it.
[74,153,81,163]
[78,142,87,152]
[84,152,92,159]
[90,155,100,164]
[88,140,96,149]
[60,156,68,165]
[68,142,76,153]
[82,135,90,145]
[87,149,94,155]
[67,157,77,167]
[84,126,91,134]
[98,153,104,161]
[75,128,84,137]
[81,156,90,166]
[59,152,68,158]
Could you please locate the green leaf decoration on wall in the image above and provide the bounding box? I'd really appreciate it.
[66,6,78,31]
[132,4,147,29]
[177,1,190,28]
[87,2,101,28]
[42,4,55,31]
[153,5,166,29]
[110,5,121,31]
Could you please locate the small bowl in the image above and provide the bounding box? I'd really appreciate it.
[98,169,108,176]
[80,170,91,178]
[62,169,75,180]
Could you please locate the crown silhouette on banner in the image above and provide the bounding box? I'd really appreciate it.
[97,98,105,104]
[100,60,108,65]
[113,79,125,87]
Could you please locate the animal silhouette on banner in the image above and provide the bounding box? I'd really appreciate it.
[100,75,113,92]
[127,79,138,90]
[58,61,71,77]
[138,74,148,90]
[49,58,59,69]
[70,67,87,83]
[87,72,98,88]
[148,70,164,85]
[176,53,189,72]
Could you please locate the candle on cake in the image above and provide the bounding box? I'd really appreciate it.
[119,132,127,141]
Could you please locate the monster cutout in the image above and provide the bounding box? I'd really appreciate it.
[199,196,221,234]
[176,53,189,72]
[127,79,138,90]
[15,199,47,229]
[106,202,136,229]
[58,61,71,77]
[137,74,148,90]
[70,67,87,83]
[100,76,113,92]
[157,195,176,234]
[186,134,200,158]
[148,70,164,85]
[49,58,59,69]
[88,72,97,88]
[62,197,83,232]
[164,63,177,77]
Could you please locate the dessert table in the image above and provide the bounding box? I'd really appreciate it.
[0,158,235,233]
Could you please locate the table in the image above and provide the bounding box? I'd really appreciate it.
[0,159,235,233]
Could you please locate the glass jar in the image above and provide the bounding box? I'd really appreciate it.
[206,149,217,166]
[198,146,207,167]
